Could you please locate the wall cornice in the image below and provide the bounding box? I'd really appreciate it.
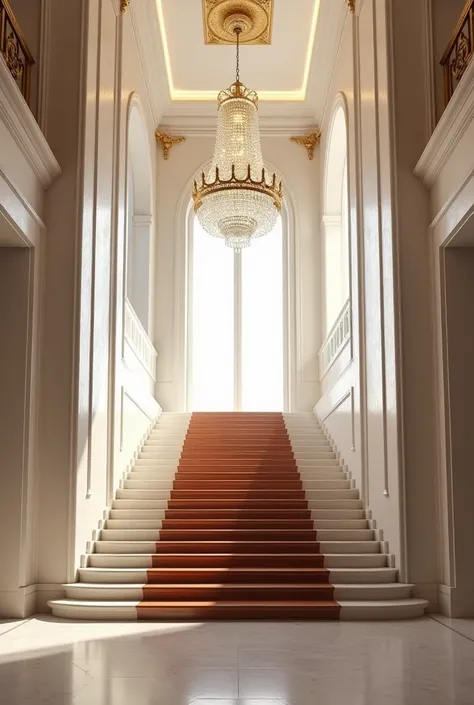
[415,59,474,188]
[158,112,319,138]
[0,57,61,189]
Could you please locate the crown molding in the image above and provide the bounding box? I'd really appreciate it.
[0,56,61,188]
[159,113,318,137]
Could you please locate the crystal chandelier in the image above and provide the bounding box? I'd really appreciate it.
[192,25,283,252]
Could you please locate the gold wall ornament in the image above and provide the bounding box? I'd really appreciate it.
[155,131,186,160]
[290,131,321,161]
[202,0,274,45]
[120,0,130,13]
[347,0,355,12]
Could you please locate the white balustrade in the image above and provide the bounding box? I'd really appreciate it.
[124,298,157,380]
[319,299,351,378]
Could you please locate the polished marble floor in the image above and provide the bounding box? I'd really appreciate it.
[0,615,473,705]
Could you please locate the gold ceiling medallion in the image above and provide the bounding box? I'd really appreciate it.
[290,131,322,160]
[155,131,186,160]
[120,0,130,13]
[203,0,274,45]
[347,0,355,12]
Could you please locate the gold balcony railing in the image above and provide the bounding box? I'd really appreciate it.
[441,0,474,105]
[0,0,34,103]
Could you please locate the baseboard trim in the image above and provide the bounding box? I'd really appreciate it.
[439,584,474,617]
[0,585,37,618]
[0,583,68,617]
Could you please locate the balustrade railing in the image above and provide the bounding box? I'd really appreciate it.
[441,0,474,105]
[0,0,34,103]
[319,299,351,379]
[124,298,157,381]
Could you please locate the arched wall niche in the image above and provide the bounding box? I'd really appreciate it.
[322,92,351,337]
[125,93,153,332]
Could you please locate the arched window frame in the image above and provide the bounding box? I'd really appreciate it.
[322,93,352,340]
[173,160,298,412]
[124,94,153,334]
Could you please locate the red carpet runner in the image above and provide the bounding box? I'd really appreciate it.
[137,412,341,620]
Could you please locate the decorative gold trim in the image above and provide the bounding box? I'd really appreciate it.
[192,165,283,213]
[120,0,130,14]
[347,0,355,12]
[218,81,258,108]
[202,0,274,46]
[155,130,186,160]
[290,131,321,160]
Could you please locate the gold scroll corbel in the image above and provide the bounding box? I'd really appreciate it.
[155,131,186,160]
[290,131,321,161]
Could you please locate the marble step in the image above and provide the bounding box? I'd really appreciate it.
[115,488,360,500]
[79,566,397,584]
[87,552,390,568]
[48,598,428,621]
[122,478,352,490]
[93,540,381,554]
[62,582,413,602]
[108,508,367,520]
[111,498,365,509]
[99,528,375,542]
[104,518,369,530]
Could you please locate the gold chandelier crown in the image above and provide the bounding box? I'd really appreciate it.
[217,80,259,108]
[193,164,283,213]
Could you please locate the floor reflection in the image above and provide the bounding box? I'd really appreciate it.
[0,616,473,704]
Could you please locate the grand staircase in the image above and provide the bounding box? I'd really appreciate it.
[49,412,428,620]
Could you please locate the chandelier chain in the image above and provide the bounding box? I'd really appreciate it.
[235,27,241,83]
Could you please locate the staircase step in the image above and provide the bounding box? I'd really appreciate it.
[79,567,332,584]
[106,519,316,530]
[79,566,398,584]
[94,540,324,554]
[49,597,428,621]
[48,599,342,621]
[99,528,375,542]
[65,582,413,602]
[100,528,319,541]
[108,508,366,520]
[111,498,364,510]
[105,518,369,530]
[66,583,338,601]
[128,470,348,480]
[86,552,389,569]
[88,553,326,568]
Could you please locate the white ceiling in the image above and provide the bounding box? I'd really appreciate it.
[131,0,349,133]
[157,0,318,100]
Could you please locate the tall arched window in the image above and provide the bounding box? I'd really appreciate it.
[322,99,350,336]
[126,102,153,332]
[188,214,285,412]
